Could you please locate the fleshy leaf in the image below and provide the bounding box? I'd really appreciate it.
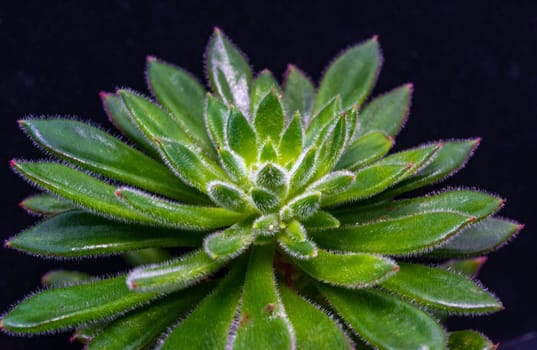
[334,189,503,225]
[336,131,394,170]
[207,28,252,116]
[259,138,278,162]
[19,194,72,216]
[203,223,254,260]
[448,330,496,350]
[254,89,285,143]
[284,65,315,123]
[205,94,229,149]
[440,257,488,278]
[355,84,412,138]
[306,96,341,146]
[430,217,522,257]
[7,210,201,257]
[227,107,258,164]
[302,210,340,231]
[160,263,245,350]
[1,276,160,334]
[19,118,206,203]
[313,37,381,113]
[147,57,213,151]
[207,181,255,212]
[286,191,321,220]
[380,262,502,313]
[41,270,91,288]
[279,112,303,166]
[309,170,355,196]
[251,70,282,111]
[288,146,318,194]
[10,161,155,224]
[291,249,397,288]
[123,248,172,266]
[314,114,347,178]
[255,163,288,194]
[279,285,352,350]
[87,285,209,350]
[279,235,318,260]
[320,286,446,350]
[115,187,245,230]
[100,92,157,156]
[380,139,480,198]
[126,250,227,293]
[217,147,249,183]
[312,211,473,255]
[250,187,280,213]
[232,244,294,350]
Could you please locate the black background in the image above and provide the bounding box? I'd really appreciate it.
[1,1,536,349]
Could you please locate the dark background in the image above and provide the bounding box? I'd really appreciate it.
[1,1,536,348]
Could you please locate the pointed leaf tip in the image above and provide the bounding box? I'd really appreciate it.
[146,55,157,62]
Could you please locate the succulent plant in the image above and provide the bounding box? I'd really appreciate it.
[1,28,522,349]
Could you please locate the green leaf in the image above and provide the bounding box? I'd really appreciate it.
[232,244,294,349]
[448,330,496,350]
[207,28,252,116]
[279,235,318,260]
[314,114,347,178]
[250,187,280,213]
[207,181,254,212]
[19,118,206,203]
[320,286,446,350]
[313,37,381,113]
[309,171,355,195]
[41,270,91,288]
[289,146,318,194]
[126,250,227,293]
[251,70,282,112]
[19,194,72,216]
[147,57,213,152]
[1,276,160,334]
[227,107,258,164]
[255,163,288,194]
[115,187,245,230]
[306,96,341,147]
[11,161,155,224]
[100,92,158,156]
[380,262,502,313]
[355,84,412,138]
[334,189,503,225]
[283,65,315,123]
[217,147,249,183]
[87,285,210,350]
[160,263,245,350]
[323,143,440,206]
[259,138,279,162]
[279,285,352,350]
[254,90,285,143]
[312,211,473,255]
[302,210,340,231]
[205,93,229,149]
[380,139,480,198]
[336,131,394,170]
[291,249,397,288]
[287,191,321,220]
[440,257,488,278]
[203,223,254,260]
[156,138,228,192]
[430,217,522,257]
[7,210,200,257]
[279,112,303,166]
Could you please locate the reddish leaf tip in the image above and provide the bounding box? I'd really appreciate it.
[385,134,395,145]
[492,343,500,350]
[213,26,222,34]
[0,319,4,329]
[98,91,111,100]
[473,137,482,146]
[128,280,138,289]
[405,162,415,170]
[371,34,379,42]
[9,159,18,168]
[405,82,414,92]
[393,265,400,272]
[517,223,525,231]
[468,216,478,223]
[475,256,488,264]
[69,333,78,343]
[4,240,11,248]
[114,189,124,198]
[146,55,157,62]
[16,119,27,126]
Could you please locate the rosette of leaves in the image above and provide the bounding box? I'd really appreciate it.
[2,28,522,349]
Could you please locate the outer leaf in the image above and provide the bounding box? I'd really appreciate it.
[323,143,440,206]
[251,70,282,111]
[254,90,285,142]
[379,139,480,198]
[320,286,446,350]
[302,210,340,231]
[306,96,340,146]
[440,257,488,278]
[207,28,252,116]
[279,285,352,350]
[41,270,91,288]
[430,217,522,257]
[203,223,254,260]
[313,37,381,113]
[292,249,397,288]
[448,330,496,350]
[1,276,159,334]
[88,285,210,350]
[100,92,157,156]
[355,84,412,138]
[334,189,503,225]
[147,57,213,151]
[19,194,72,216]
[10,161,155,224]
[312,212,473,255]
[126,250,226,293]
[7,210,201,257]
[160,262,245,350]
[336,131,394,170]
[279,112,303,166]
[380,263,502,313]
[227,107,258,164]
[284,64,315,123]
[19,118,205,203]
[232,244,294,350]
[115,187,244,230]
